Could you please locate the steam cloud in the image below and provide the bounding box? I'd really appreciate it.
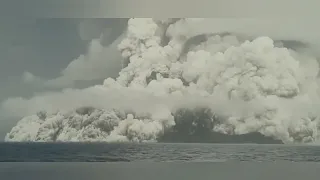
[3,18,320,144]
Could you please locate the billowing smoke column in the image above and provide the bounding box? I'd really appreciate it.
[5,18,320,144]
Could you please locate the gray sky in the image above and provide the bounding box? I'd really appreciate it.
[0,18,128,139]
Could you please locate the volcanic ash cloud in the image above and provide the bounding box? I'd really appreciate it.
[4,18,320,144]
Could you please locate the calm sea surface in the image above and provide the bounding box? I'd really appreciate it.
[1,143,320,162]
[0,143,320,180]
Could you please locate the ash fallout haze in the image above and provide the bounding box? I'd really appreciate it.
[2,18,320,144]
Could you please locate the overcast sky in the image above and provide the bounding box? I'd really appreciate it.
[0,18,128,138]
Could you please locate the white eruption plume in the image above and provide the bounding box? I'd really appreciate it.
[4,18,320,144]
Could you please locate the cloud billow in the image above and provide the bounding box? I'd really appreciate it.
[3,18,320,144]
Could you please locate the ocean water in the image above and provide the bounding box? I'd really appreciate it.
[1,142,320,162]
[0,143,320,180]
